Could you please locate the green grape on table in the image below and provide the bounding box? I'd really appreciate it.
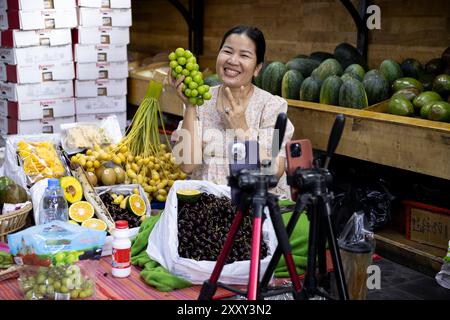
[168,47,212,106]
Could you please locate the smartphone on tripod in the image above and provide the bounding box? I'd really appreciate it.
[286,139,314,201]
[228,140,260,205]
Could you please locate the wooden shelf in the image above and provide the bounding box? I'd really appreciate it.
[287,100,450,180]
[374,228,445,277]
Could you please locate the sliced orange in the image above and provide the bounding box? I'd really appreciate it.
[127,194,146,216]
[69,201,95,222]
[81,218,107,231]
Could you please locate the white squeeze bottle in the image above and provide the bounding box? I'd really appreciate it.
[111,220,131,278]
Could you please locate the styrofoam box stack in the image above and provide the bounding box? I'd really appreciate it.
[74,0,131,133]
[0,0,77,134]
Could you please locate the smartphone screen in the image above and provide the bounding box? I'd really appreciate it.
[285,139,313,201]
[228,140,259,205]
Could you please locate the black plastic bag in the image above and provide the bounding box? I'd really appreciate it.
[332,179,395,234]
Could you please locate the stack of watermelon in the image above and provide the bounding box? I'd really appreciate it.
[255,43,450,117]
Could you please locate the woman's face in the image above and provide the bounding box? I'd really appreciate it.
[216,33,261,88]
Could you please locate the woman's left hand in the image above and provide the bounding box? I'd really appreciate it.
[219,86,249,132]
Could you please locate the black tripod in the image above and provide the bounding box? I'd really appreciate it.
[198,113,303,300]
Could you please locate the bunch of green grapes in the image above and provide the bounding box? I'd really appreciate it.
[169,47,212,106]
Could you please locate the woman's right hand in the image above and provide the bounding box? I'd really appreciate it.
[168,72,192,107]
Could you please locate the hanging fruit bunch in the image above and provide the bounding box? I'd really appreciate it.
[71,71,187,203]
[168,47,212,106]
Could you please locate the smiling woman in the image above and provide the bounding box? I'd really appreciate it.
[169,25,295,197]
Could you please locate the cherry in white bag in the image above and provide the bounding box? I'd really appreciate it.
[147,180,277,285]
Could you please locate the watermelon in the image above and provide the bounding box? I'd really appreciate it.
[392,77,424,93]
[400,58,424,79]
[261,61,286,96]
[364,69,383,81]
[320,75,343,105]
[379,59,403,85]
[281,70,304,100]
[285,58,320,77]
[334,42,367,70]
[425,58,445,76]
[343,64,365,82]
[432,74,450,99]
[363,73,390,105]
[300,77,321,102]
[419,74,435,91]
[311,58,343,82]
[341,73,361,82]
[254,61,271,88]
[339,78,368,109]
[309,51,334,63]
[294,54,309,59]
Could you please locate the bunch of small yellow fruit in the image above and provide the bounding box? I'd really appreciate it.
[70,143,186,202]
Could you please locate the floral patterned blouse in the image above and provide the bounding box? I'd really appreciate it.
[171,84,295,198]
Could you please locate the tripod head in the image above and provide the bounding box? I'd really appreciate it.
[228,113,288,205]
[287,114,345,197]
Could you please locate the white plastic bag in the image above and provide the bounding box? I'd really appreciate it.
[4,134,62,189]
[147,180,277,285]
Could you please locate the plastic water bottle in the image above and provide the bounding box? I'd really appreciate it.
[111,220,131,278]
[39,178,69,224]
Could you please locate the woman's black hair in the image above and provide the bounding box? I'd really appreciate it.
[219,25,265,65]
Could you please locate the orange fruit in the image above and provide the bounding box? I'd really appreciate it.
[81,218,107,231]
[127,194,146,216]
[69,201,94,222]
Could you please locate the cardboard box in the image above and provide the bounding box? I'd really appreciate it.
[5,8,77,30]
[0,61,74,83]
[75,79,126,97]
[74,43,127,63]
[405,200,450,250]
[76,111,126,132]
[0,10,8,30]
[0,115,75,134]
[78,8,131,27]
[75,95,125,114]
[0,97,75,120]
[0,44,72,65]
[77,0,131,8]
[0,28,72,48]
[75,61,127,80]
[0,80,73,101]
[72,26,129,45]
[0,0,76,10]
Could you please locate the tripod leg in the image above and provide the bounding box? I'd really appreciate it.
[247,202,264,300]
[260,197,308,289]
[303,196,319,298]
[323,200,349,300]
[198,207,245,300]
[317,199,329,288]
[265,195,302,297]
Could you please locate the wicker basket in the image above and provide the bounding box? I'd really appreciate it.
[0,202,33,243]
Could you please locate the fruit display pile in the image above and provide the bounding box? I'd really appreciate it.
[258,43,450,122]
[177,193,268,263]
[100,191,146,229]
[71,143,186,203]
[19,265,95,300]
[168,47,212,106]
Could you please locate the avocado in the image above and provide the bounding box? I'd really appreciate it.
[388,96,414,116]
[392,87,421,102]
[427,101,450,122]
[413,91,442,110]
